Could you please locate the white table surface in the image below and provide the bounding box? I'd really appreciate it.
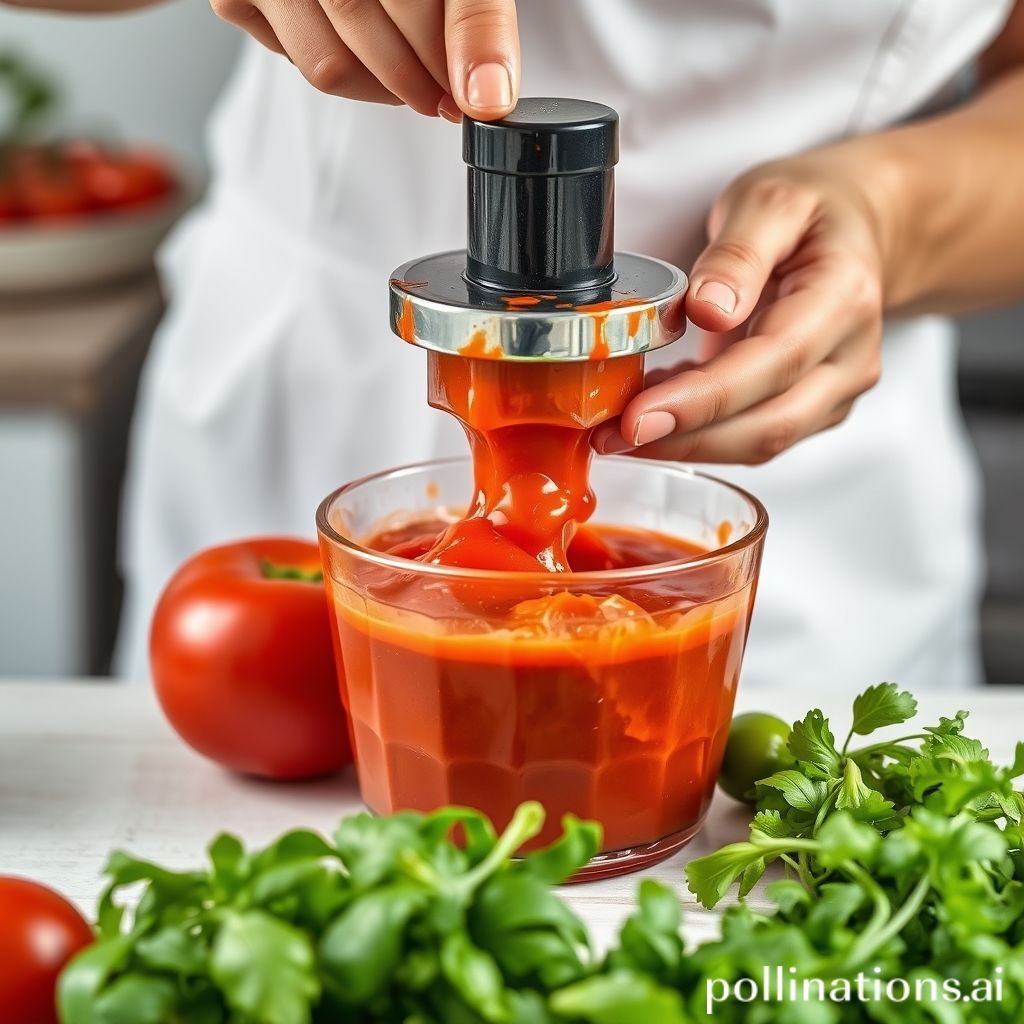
[2,681,1022,949]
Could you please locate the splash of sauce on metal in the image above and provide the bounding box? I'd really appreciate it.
[458,328,502,359]
[396,296,416,343]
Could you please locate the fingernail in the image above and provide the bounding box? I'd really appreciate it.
[595,428,634,455]
[634,410,676,446]
[438,94,462,123]
[694,281,738,315]
[465,63,512,112]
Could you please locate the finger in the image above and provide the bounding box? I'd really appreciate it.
[438,93,463,122]
[445,0,520,119]
[319,0,444,114]
[617,282,848,448]
[380,0,450,92]
[687,178,819,334]
[628,362,856,465]
[210,0,286,55]
[246,0,400,101]
[591,359,697,455]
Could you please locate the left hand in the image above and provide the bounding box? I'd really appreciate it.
[593,146,889,464]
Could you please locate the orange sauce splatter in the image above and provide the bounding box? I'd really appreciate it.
[716,521,734,547]
[590,312,610,360]
[500,294,557,308]
[573,300,652,359]
[397,296,415,343]
[425,482,439,500]
[574,298,647,313]
[555,303,573,309]
[458,329,502,359]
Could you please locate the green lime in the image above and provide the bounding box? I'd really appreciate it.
[718,711,793,804]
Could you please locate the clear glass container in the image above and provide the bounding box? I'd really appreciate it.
[317,456,767,880]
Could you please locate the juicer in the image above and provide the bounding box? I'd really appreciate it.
[388,97,688,363]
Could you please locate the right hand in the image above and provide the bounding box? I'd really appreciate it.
[210,0,520,121]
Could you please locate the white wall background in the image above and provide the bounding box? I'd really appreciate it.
[0,0,241,164]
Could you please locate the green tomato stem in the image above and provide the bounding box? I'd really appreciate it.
[259,559,324,583]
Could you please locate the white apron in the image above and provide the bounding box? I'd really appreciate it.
[116,0,1011,690]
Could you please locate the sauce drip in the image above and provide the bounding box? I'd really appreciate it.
[419,352,645,571]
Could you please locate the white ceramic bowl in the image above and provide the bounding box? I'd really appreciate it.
[0,184,192,295]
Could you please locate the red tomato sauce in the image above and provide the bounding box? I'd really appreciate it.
[327,352,749,857]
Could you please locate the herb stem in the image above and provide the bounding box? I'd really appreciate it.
[842,726,855,756]
[458,802,545,895]
[839,873,931,974]
[849,735,931,760]
[790,851,819,895]
[812,784,840,837]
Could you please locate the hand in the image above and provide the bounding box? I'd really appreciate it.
[593,146,888,465]
[211,0,520,120]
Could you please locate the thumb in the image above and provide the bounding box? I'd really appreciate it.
[687,178,817,333]
[445,0,520,120]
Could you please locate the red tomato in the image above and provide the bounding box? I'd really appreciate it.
[150,538,352,780]
[0,877,93,1024]
[13,150,93,221]
[68,143,175,211]
[0,179,21,221]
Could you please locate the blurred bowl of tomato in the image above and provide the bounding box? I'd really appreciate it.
[0,139,191,294]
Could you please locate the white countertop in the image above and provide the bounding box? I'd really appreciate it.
[2,681,1021,948]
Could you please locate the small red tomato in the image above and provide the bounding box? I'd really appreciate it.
[0,179,21,221]
[0,877,93,1024]
[150,538,352,780]
[115,150,176,205]
[14,150,92,221]
[69,142,175,211]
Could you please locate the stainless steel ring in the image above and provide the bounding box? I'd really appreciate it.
[389,250,688,361]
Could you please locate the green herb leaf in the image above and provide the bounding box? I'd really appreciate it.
[520,815,601,884]
[91,975,177,1024]
[135,924,208,976]
[210,910,319,1024]
[787,709,842,779]
[57,937,133,1024]
[686,841,773,909]
[757,770,829,815]
[924,709,970,737]
[549,970,688,1024]
[319,883,425,1004]
[440,931,510,1023]
[834,758,873,811]
[471,872,590,989]
[849,683,918,738]
[814,812,879,868]
[751,809,793,839]
[333,812,424,891]
[1010,741,1024,779]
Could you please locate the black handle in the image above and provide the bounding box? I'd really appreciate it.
[463,98,618,293]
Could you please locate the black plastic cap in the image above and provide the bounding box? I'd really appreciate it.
[463,97,618,175]
[464,98,619,292]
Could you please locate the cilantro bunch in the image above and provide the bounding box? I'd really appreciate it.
[58,802,608,1024]
[674,684,1024,1021]
[58,686,1024,1023]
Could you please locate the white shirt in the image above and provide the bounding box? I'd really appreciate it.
[116,0,1012,690]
